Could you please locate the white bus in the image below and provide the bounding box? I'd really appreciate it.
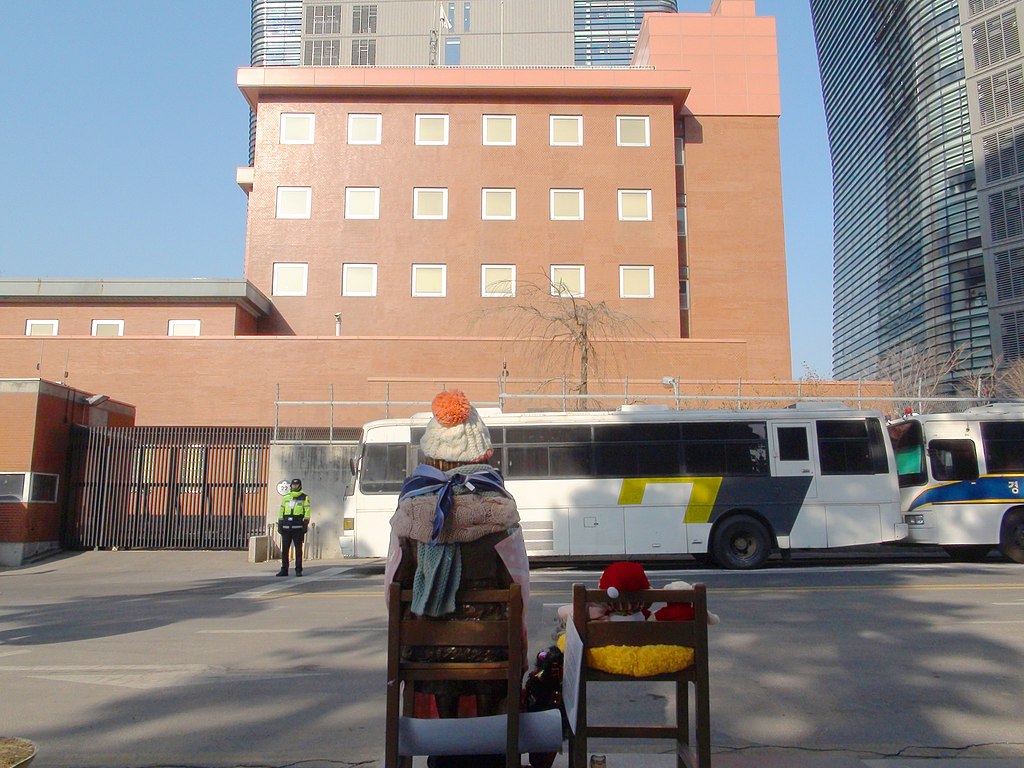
[887,403,1024,563]
[341,404,907,569]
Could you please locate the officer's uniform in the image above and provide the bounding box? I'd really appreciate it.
[277,479,311,576]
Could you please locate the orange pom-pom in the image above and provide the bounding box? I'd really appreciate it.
[431,389,472,427]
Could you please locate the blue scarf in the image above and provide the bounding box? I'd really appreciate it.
[398,464,511,544]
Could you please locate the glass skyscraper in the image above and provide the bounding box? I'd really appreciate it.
[574,0,678,66]
[810,0,994,384]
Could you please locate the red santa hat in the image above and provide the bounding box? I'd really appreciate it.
[598,561,650,600]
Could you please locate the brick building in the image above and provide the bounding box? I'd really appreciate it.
[0,1,791,429]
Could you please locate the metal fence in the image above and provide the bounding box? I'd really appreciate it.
[63,426,274,551]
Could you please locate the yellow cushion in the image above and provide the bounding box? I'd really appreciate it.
[557,634,695,677]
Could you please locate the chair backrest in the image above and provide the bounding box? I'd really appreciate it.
[387,582,523,681]
[571,583,709,659]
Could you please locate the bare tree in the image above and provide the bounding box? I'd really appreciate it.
[484,273,654,410]
[997,358,1024,400]
[876,342,968,413]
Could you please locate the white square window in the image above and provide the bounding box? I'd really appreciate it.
[345,187,380,219]
[348,113,382,144]
[550,115,583,146]
[416,114,449,145]
[483,114,516,146]
[273,263,309,296]
[481,264,516,297]
[412,264,447,297]
[168,319,201,337]
[91,319,124,336]
[620,265,654,298]
[550,265,585,297]
[276,186,312,219]
[550,189,584,220]
[618,189,653,221]
[280,113,315,144]
[617,115,650,147]
[343,263,378,296]
[414,188,449,219]
[25,320,58,336]
[482,188,516,220]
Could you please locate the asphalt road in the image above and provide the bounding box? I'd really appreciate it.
[1,549,1023,768]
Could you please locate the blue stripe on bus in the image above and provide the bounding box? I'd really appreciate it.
[908,475,1024,511]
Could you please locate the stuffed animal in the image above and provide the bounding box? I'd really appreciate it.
[653,580,721,625]
[556,561,652,624]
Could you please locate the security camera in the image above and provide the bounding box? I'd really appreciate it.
[86,394,110,406]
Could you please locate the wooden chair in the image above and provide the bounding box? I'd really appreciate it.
[567,582,712,768]
[384,582,525,768]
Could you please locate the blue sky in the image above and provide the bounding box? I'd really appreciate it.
[0,1,834,378]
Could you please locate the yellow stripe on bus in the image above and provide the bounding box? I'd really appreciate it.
[617,477,723,524]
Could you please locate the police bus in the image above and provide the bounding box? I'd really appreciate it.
[887,403,1024,563]
[341,403,907,569]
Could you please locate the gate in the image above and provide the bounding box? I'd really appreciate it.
[64,426,273,550]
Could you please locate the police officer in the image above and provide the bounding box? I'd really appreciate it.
[277,478,311,576]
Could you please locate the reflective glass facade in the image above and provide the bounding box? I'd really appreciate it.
[811,0,992,383]
[574,0,678,66]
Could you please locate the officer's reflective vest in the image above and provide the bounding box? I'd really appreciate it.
[279,491,310,531]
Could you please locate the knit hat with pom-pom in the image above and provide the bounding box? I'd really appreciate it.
[419,390,493,464]
[598,561,650,599]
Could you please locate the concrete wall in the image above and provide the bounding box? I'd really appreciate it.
[266,442,359,559]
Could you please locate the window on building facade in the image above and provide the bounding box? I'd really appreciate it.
[348,113,382,144]
[977,64,1024,126]
[306,4,342,34]
[272,263,308,296]
[280,113,315,144]
[550,189,584,220]
[276,186,312,219]
[346,187,380,219]
[352,38,376,65]
[414,188,448,219]
[482,265,515,297]
[416,114,449,145]
[617,115,650,146]
[343,263,378,296]
[25,320,58,336]
[620,266,654,298]
[463,1,471,31]
[91,319,124,336]
[551,265,585,297]
[482,188,516,219]
[0,473,26,502]
[550,115,583,146]
[680,278,690,310]
[29,473,59,503]
[445,38,461,65]
[618,189,653,221]
[167,319,201,337]
[972,10,1020,70]
[412,264,447,297]
[303,39,341,66]
[352,4,377,34]
[483,115,516,145]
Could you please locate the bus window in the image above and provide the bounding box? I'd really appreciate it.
[360,443,408,494]
[777,427,809,461]
[888,420,926,486]
[928,439,979,481]
[550,444,592,476]
[980,421,1024,472]
[816,419,888,475]
[507,446,549,477]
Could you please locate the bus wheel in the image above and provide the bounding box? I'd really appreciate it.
[712,515,770,570]
[999,510,1024,563]
[943,545,993,562]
